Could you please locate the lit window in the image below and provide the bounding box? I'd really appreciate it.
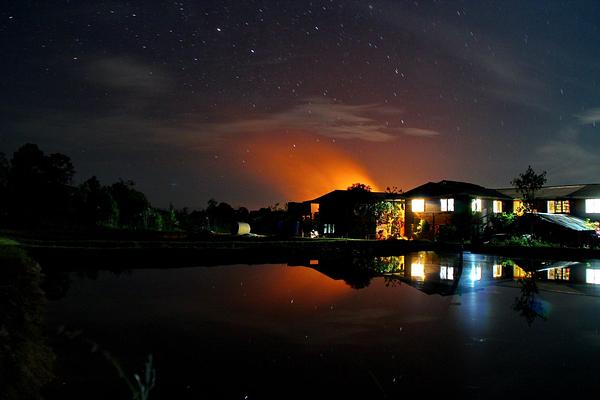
[513,200,525,215]
[547,200,570,214]
[493,200,503,213]
[310,202,320,218]
[586,269,600,284]
[440,266,454,280]
[323,224,335,234]
[471,198,482,212]
[440,198,454,212]
[411,263,425,280]
[493,264,502,278]
[548,268,570,281]
[412,199,425,212]
[586,199,600,213]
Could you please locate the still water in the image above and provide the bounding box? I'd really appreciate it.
[43,252,600,399]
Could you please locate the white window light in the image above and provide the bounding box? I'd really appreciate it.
[586,199,600,213]
[440,266,454,280]
[412,199,425,212]
[471,198,482,212]
[586,269,600,284]
[470,266,482,281]
[440,198,454,212]
[493,200,502,213]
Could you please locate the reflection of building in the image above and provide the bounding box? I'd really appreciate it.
[290,252,600,297]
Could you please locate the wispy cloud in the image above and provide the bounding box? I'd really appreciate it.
[537,126,600,182]
[200,97,440,142]
[576,108,600,125]
[87,56,172,94]
[399,127,440,137]
[373,3,551,112]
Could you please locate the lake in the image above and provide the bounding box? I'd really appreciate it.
[38,251,600,399]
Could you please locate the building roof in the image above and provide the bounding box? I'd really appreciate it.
[306,189,402,204]
[496,184,600,200]
[532,213,595,232]
[402,180,512,200]
[569,184,600,199]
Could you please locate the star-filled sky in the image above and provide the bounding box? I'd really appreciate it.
[2,1,599,209]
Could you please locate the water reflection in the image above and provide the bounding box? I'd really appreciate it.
[512,271,549,326]
[41,252,600,399]
[293,252,600,298]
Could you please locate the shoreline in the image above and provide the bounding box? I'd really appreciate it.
[5,236,599,270]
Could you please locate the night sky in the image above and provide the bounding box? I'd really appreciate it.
[2,1,599,209]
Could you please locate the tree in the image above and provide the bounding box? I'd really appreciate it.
[7,144,76,226]
[76,176,119,227]
[0,153,8,218]
[347,182,372,192]
[109,180,152,229]
[511,165,547,213]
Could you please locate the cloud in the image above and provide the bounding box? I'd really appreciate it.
[536,126,600,182]
[372,3,551,112]
[87,56,172,94]
[198,97,437,142]
[576,108,600,125]
[399,127,440,137]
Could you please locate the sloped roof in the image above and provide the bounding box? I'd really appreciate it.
[533,213,595,231]
[306,189,402,204]
[403,180,512,200]
[496,185,586,199]
[569,184,600,199]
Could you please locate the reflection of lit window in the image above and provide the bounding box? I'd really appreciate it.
[493,264,503,278]
[323,224,335,234]
[440,266,454,280]
[586,199,600,213]
[309,259,319,265]
[548,268,570,280]
[471,198,482,212]
[547,200,570,214]
[586,269,600,284]
[513,266,527,278]
[470,266,482,281]
[493,200,503,213]
[411,263,425,280]
[412,199,425,212]
[440,198,454,212]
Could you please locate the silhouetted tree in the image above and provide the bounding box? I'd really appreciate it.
[511,166,547,213]
[108,180,152,229]
[76,176,119,227]
[0,153,8,218]
[347,182,372,192]
[7,143,76,226]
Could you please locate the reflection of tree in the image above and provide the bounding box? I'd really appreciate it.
[0,247,55,399]
[513,272,548,326]
[383,274,403,287]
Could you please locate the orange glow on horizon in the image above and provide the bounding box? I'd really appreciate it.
[231,132,379,201]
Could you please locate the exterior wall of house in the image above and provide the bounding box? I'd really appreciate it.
[572,199,600,221]
[404,196,505,239]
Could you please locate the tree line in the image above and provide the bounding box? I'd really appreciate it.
[0,143,284,234]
